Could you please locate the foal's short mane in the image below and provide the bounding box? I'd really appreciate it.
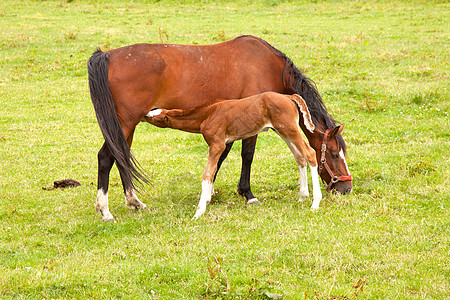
[235,35,347,153]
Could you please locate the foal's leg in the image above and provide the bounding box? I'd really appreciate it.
[213,142,233,182]
[282,139,310,202]
[193,142,226,219]
[95,142,115,222]
[211,142,234,198]
[298,165,309,201]
[279,132,322,208]
[309,166,322,210]
[238,136,260,205]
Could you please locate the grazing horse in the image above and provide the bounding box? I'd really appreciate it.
[146,92,323,218]
[87,35,352,222]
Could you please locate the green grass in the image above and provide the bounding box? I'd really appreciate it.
[0,0,449,299]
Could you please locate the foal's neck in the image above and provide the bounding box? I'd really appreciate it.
[298,114,322,143]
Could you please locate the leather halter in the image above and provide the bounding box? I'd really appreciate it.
[319,128,353,192]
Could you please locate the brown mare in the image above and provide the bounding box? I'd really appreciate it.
[87,35,352,222]
[146,92,323,218]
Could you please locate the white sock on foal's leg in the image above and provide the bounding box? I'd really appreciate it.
[193,180,213,219]
[298,165,309,201]
[309,166,322,209]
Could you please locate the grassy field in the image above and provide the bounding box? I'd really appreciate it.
[0,0,449,299]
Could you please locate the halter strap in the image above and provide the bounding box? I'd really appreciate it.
[318,128,353,192]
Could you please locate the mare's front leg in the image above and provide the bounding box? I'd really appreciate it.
[238,136,260,204]
[193,142,226,219]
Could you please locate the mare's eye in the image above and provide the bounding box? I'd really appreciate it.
[331,153,339,159]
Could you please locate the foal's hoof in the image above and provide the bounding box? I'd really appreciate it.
[298,194,309,202]
[192,211,205,220]
[247,198,261,205]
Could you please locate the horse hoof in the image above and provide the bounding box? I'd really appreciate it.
[298,195,308,202]
[101,215,116,222]
[126,201,148,211]
[192,213,202,220]
[247,198,261,205]
[192,207,206,220]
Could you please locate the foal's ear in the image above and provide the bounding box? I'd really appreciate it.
[328,124,344,139]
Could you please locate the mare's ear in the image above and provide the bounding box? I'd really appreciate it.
[328,124,344,139]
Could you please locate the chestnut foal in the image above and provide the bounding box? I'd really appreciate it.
[144,92,322,219]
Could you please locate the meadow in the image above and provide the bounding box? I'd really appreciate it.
[0,0,449,299]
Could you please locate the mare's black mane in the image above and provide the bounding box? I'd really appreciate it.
[235,35,347,153]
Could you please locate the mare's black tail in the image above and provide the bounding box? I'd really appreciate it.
[87,49,147,190]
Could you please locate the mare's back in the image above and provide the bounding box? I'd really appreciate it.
[106,37,288,110]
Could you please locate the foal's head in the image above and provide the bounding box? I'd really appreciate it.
[146,108,170,128]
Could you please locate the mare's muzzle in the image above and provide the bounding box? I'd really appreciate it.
[330,180,353,195]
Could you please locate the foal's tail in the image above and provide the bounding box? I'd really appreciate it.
[87,49,148,190]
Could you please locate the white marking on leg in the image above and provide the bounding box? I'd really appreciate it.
[247,198,261,205]
[146,109,162,117]
[125,189,148,211]
[192,180,213,219]
[299,165,309,201]
[95,189,115,222]
[309,166,322,209]
[278,137,310,202]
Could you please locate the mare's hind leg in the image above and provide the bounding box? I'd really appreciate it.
[122,128,149,211]
[96,142,115,222]
[123,180,148,211]
[238,136,260,205]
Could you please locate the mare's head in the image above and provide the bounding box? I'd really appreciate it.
[313,124,352,194]
[282,60,353,194]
